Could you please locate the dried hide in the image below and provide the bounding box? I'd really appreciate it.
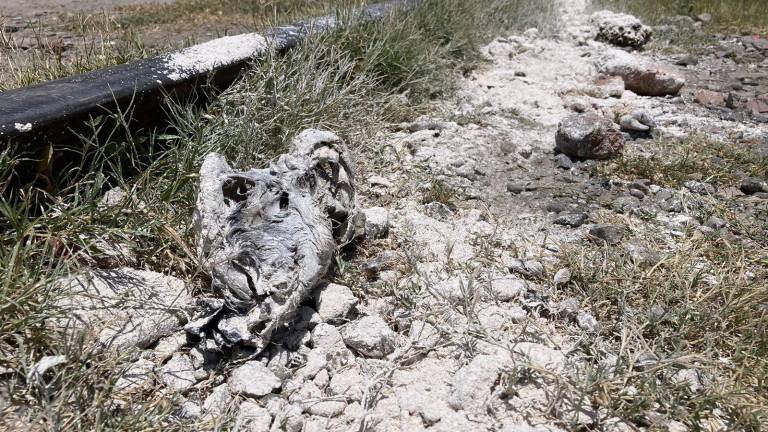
[191,129,362,351]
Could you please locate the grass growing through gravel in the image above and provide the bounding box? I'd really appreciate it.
[592,0,768,30]
[595,134,768,189]
[0,0,557,429]
[560,230,768,429]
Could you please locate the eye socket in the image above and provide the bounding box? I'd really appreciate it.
[279,192,290,209]
[222,176,256,203]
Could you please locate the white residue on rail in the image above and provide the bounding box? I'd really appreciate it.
[14,122,32,132]
[161,33,269,81]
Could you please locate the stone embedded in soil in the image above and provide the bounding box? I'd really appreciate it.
[577,312,601,333]
[553,268,572,286]
[341,315,396,358]
[553,212,587,227]
[513,342,566,372]
[159,353,197,392]
[554,153,575,169]
[329,368,365,401]
[235,401,273,431]
[705,216,727,229]
[314,283,358,322]
[684,180,716,195]
[363,207,390,239]
[523,260,545,276]
[115,358,155,393]
[693,90,726,106]
[229,361,282,397]
[622,63,685,96]
[202,383,231,417]
[555,113,625,160]
[448,354,504,411]
[52,268,193,352]
[588,224,626,245]
[619,114,650,132]
[740,177,768,195]
[409,319,442,348]
[490,277,528,301]
[591,10,652,48]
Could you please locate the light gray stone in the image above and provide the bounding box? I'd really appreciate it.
[449,354,504,411]
[591,10,652,48]
[160,353,197,392]
[235,401,273,432]
[363,207,390,238]
[52,268,193,352]
[314,283,358,322]
[229,361,282,397]
[490,277,527,301]
[115,358,155,393]
[341,315,396,358]
[553,268,571,286]
[329,368,365,401]
[555,113,624,160]
[202,383,231,417]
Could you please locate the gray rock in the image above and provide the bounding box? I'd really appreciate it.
[591,10,652,48]
[159,353,197,392]
[490,277,528,301]
[363,207,390,239]
[235,401,273,432]
[341,315,396,358]
[553,268,572,286]
[555,153,575,169]
[449,354,504,411]
[523,260,545,276]
[634,352,659,371]
[705,216,727,229]
[202,383,231,417]
[556,297,580,317]
[115,358,155,393]
[577,312,601,333]
[740,177,768,195]
[629,188,645,199]
[229,361,282,397]
[588,224,626,245]
[178,401,202,420]
[314,283,358,322]
[555,113,625,160]
[52,268,193,352]
[672,368,705,393]
[675,55,699,66]
[684,180,716,195]
[554,212,587,227]
[622,63,685,96]
[619,114,650,132]
[409,319,442,348]
[696,13,712,23]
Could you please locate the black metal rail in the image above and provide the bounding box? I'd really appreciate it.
[0,1,402,150]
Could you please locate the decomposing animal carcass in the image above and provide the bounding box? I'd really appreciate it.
[189,129,363,352]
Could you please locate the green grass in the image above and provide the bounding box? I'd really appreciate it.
[592,0,768,31]
[595,134,768,189]
[0,0,557,429]
[559,230,768,430]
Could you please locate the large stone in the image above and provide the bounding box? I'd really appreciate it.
[159,353,197,392]
[596,49,685,96]
[229,361,282,397]
[53,268,193,351]
[362,207,390,238]
[622,64,685,96]
[555,113,624,159]
[591,10,652,48]
[314,283,358,322]
[588,224,626,245]
[341,315,396,358]
[741,177,768,195]
[235,401,273,432]
[489,277,527,301]
[449,354,504,411]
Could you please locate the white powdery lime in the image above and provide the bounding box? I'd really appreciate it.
[161,33,269,81]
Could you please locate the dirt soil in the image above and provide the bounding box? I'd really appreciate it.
[0,0,172,17]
